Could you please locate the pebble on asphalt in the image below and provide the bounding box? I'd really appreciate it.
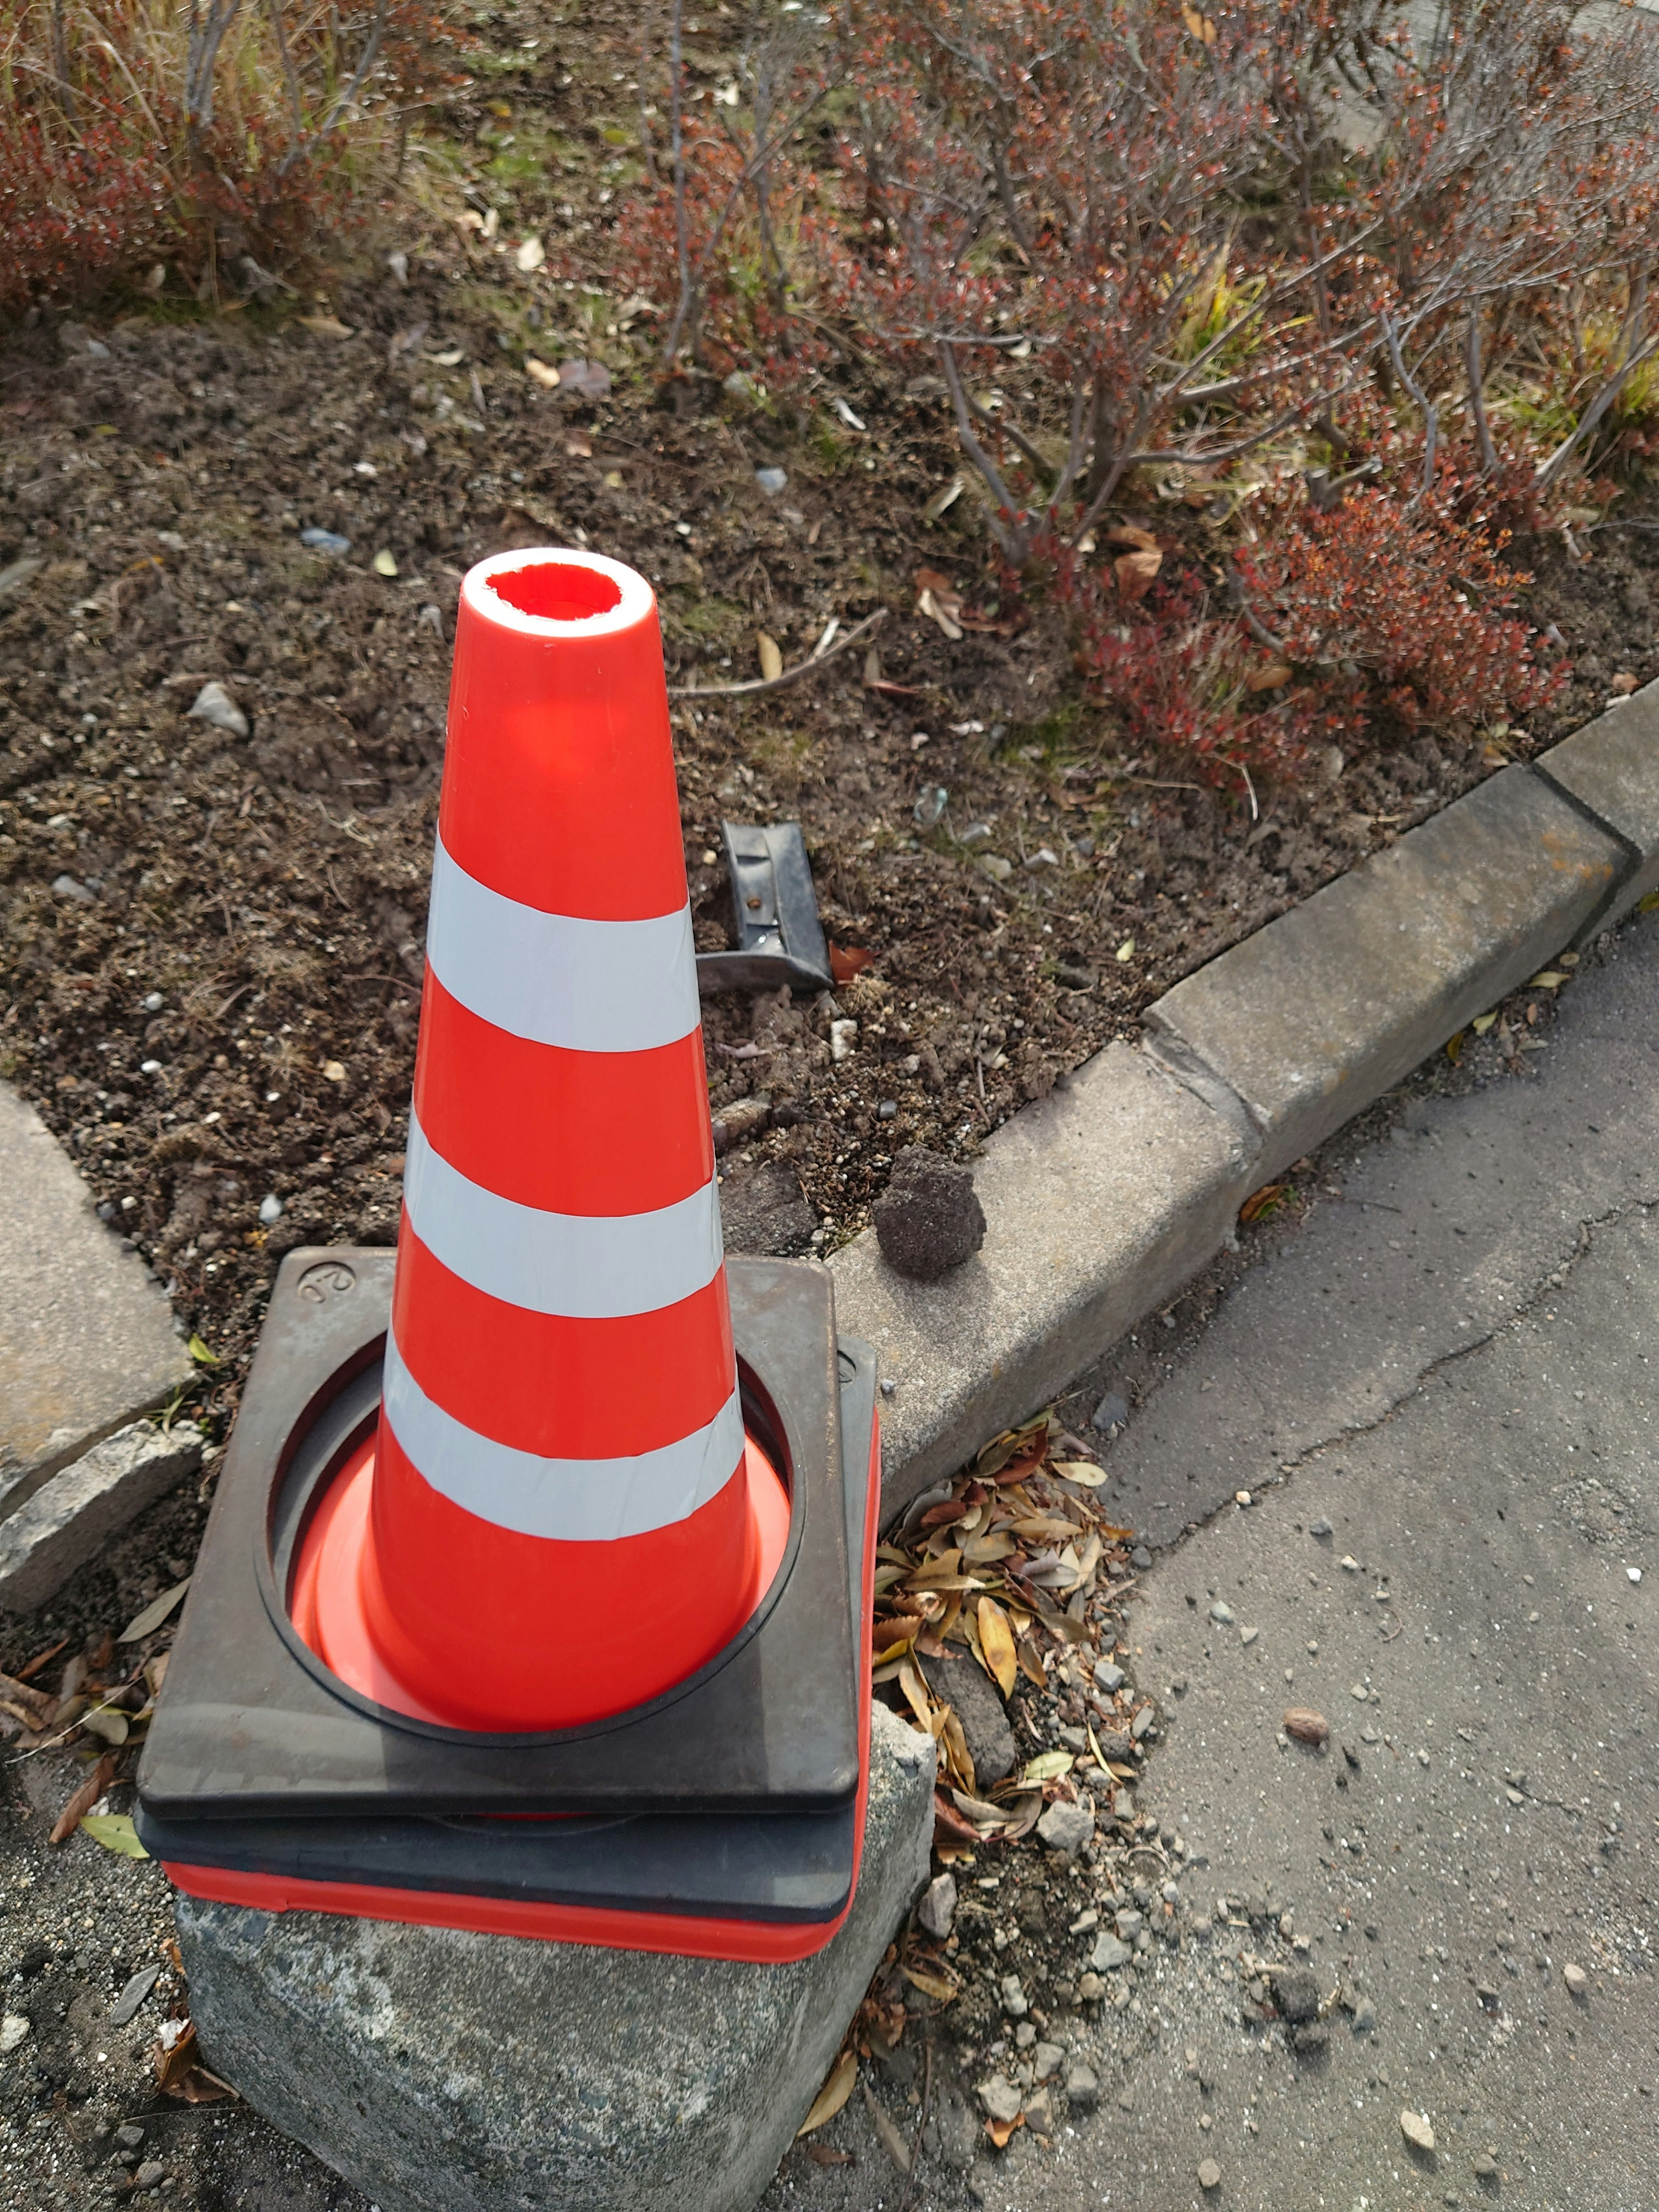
[108,1962,162,2027]
[1563,1961,1589,1996]
[977,2074,1023,2125]
[918,1871,957,1939]
[1401,2109,1437,2152]
[1283,1707,1330,1746]
[1198,2158,1222,2191]
[1036,1798,1095,1859]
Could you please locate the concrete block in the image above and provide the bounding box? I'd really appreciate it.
[0,1421,203,1613]
[175,1704,936,2212]
[1143,766,1624,1183]
[830,1042,1258,1517]
[0,1080,188,1517]
[1535,679,1659,931]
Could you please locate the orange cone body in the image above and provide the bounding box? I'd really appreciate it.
[296,550,782,1731]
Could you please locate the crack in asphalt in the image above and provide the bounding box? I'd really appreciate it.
[1155,1192,1659,1558]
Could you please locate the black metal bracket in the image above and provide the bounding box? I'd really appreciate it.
[695,820,832,996]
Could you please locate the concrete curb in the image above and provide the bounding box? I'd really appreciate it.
[832,680,1659,1519]
[177,1706,936,2212]
[0,1421,203,1614]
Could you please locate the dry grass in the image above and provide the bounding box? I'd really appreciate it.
[0,0,464,309]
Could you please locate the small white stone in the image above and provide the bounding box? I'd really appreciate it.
[186,680,249,740]
[1400,2108,1436,2152]
[0,2016,29,2054]
[258,1193,284,1225]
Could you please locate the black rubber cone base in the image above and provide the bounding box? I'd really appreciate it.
[135,1250,879,1945]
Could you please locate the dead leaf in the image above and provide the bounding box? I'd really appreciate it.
[986,2113,1025,2148]
[79,1814,149,1859]
[950,1786,1010,1827]
[0,1671,54,1727]
[1246,663,1293,692]
[806,2144,852,2166]
[798,2050,857,2136]
[1180,3,1218,41]
[756,633,783,682]
[922,477,965,523]
[298,314,353,339]
[896,1654,935,1731]
[871,1618,918,1662]
[1050,1459,1107,1487]
[1020,1749,1074,1785]
[556,358,612,401]
[918,588,963,642]
[1016,1635,1047,1689]
[50,1753,115,1845]
[915,566,966,639]
[566,432,593,457]
[861,2078,913,2174]
[154,2021,199,2093]
[900,1960,960,2002]
[977,1595,1018,1698]
[1611,671,1639,695]
[830,944,875,983]
[939,1703,976,1794]
[121,1578,190,1641]
[934,1790,983,1846]
[169,2066,236,2104]
[16,1637,69,1682]
[1104,524,1160,552]
[1114,548,1162,602]
[1239,1183,1288,1225]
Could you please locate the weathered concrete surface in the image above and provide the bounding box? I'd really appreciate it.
[771,881,1659,2212]
[0,1420,202,1612]
[830,1042,1258,1519]
[0,1079,188,1515]
[177,1703,935,2212]
[1144,766,1623,1182]
[1538,678,1659,931]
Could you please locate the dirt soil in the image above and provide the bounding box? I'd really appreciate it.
[3,0,1658,1430]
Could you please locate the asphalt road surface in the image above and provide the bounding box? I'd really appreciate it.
[774,912,1659,2212]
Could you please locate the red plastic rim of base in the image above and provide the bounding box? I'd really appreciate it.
[288,1430,791,1729]
[163,1414,883,1962]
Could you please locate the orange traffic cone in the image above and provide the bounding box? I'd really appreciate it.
[291,549,788,1731]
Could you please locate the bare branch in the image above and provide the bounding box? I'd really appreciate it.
[668,610,887,699]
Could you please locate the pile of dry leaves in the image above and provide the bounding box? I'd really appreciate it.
[795,1411,1161,2155]
[2,1575,230,2104]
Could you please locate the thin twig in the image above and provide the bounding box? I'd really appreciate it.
[1466,303,1498,475]
[667,610,886,699]
[1382,313,1438,498]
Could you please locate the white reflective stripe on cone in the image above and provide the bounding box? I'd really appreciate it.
[425,833,699,1055]
[404,1110,724,1319]
[381,1332,745,1540]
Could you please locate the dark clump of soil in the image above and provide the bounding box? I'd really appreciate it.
[1,0,1656,1445]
